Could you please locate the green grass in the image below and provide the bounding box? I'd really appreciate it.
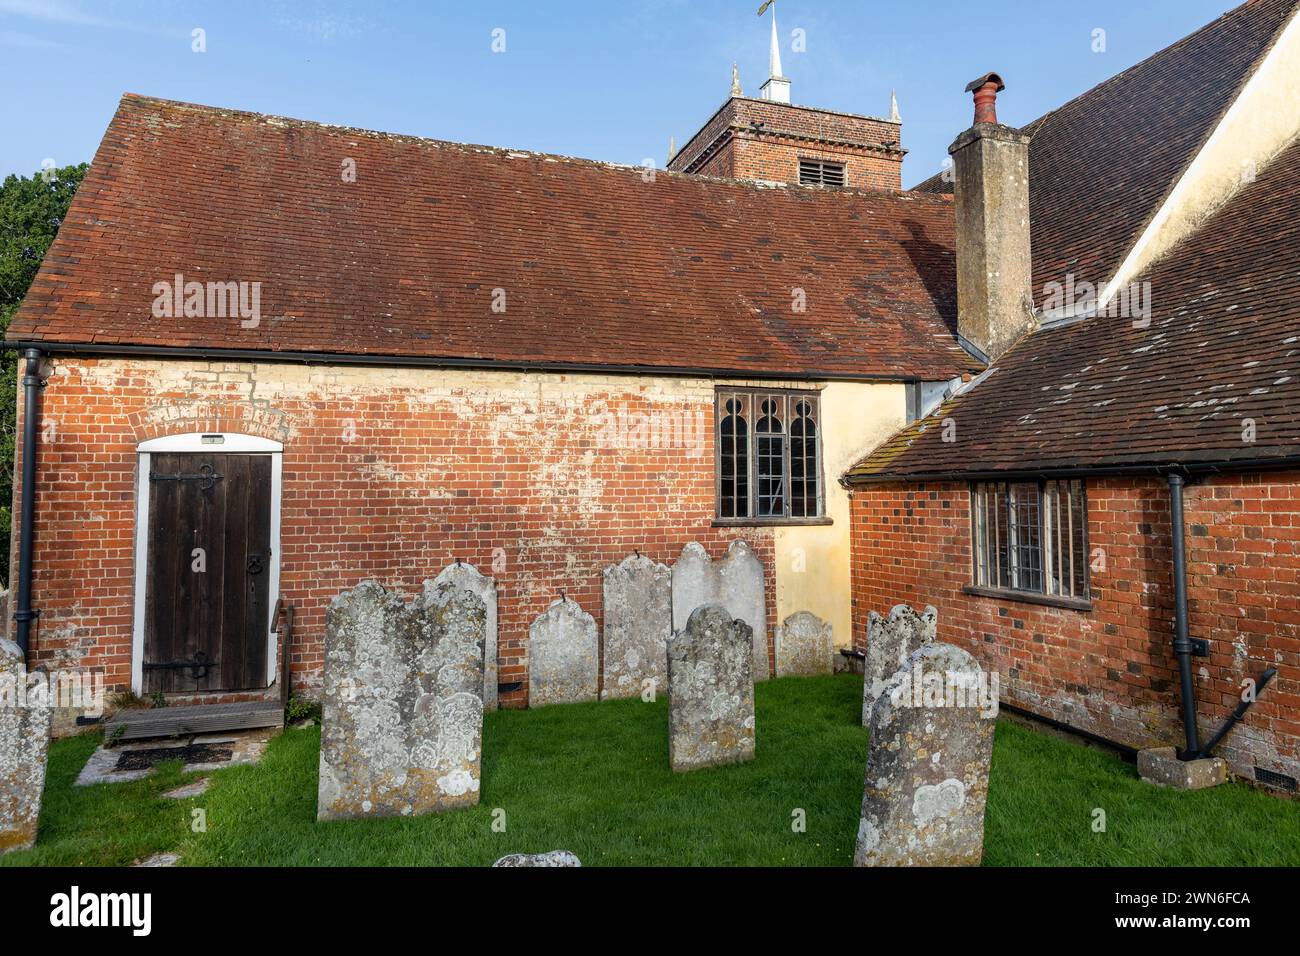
[5,673,1297,866]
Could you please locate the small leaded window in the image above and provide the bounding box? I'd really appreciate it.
[716,389,823,521]
[971,480,1088,600]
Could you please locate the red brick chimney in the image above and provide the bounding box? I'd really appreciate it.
[949,72,1036,361]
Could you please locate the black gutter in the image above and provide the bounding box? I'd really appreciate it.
[1167,473,1201,758]
[14,348,42,658]
[0,340,974,385]
[843,455,1300,486]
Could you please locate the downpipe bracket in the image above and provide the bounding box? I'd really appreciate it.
[1194,666,1278,761]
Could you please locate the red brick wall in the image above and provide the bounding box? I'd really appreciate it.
[686,139,736,181]
[850,474,1300,785]
[731,136,902,192]
[13,357,779,711]
[670,97,903,191]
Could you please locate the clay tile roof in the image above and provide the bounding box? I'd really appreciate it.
[845,132,1300,481]
[7,94,978,381]
[912,0,1297,304]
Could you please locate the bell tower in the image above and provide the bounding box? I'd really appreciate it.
[667,2,905,191]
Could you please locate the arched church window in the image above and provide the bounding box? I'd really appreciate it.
[714,389,822,522]
[790,399,820,517]
[718,394,750,518]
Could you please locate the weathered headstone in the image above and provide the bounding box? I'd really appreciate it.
[854,642,997,867]
[671,540,769,680]
[493,850,582,867]
[528,598,598,707]
[667,604,756,772]
[602,552,672,700]
[431,561,499,711]
[0,639,51,855]
[863,603,937,724]
[775,611,834,677]
[318,580,486,822]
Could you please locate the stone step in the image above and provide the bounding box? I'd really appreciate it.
[103,699,284,742]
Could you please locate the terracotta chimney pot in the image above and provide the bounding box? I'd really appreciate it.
[965,72,1006,125]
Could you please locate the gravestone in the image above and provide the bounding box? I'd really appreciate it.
[854,642,997,867]
[863,603,937,724]
[493,850,582,867]
[0,639,51,855]
[431,561,499,711]
[602,552,672,700]
[318,580,486,822]
[667,604,756,772]
[775,611,834,677]
[671,540,769,680]
[528,598,598,707]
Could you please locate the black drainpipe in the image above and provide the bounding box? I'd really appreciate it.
[14,347,42,658]
[1167,472,1201,757]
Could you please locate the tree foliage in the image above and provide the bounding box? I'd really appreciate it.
[0,163,88,584]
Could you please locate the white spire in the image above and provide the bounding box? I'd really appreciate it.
[731,61,742,97]
[890,89,901,123]
[768,7,782,80]
[758,1,790,104]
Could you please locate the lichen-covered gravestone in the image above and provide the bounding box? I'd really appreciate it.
[0,639,51,854]
[602,552,672,700]
[854,642,997,867]
[493,850,582,867]
[528,598,598,707]
[318,580,486,822]
[862,603,936,724]
[775,611,834,677]
[671,540,769,680]
[431,561,499,711]
[667,604,756,772]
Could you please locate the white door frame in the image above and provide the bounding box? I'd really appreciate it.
[131,432,284,693]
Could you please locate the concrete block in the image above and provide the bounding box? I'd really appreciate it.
[1137,747,1227,790]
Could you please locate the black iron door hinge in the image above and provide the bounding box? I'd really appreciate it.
[149,462,224,490]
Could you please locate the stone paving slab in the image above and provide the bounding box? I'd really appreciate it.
[75,728,273,787]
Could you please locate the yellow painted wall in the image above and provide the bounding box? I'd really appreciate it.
[774,382,909,648]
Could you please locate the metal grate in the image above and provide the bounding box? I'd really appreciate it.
[798,159,845,187]
[115,743,233,771]
[1254,766,1298,792]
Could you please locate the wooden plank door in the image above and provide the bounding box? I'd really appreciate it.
[143,453,272,694]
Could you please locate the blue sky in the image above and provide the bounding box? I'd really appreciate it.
[2,0,1235,186]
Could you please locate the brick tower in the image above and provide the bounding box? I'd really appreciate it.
[668,4,904,191]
